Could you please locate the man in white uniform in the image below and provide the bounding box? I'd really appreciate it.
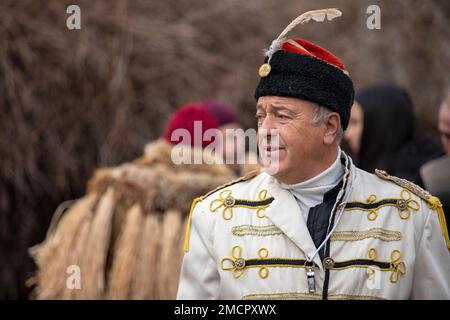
[176,10,450,300]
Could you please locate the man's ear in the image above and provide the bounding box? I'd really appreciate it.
[323,113,341,145]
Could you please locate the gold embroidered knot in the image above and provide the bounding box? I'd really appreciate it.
[361,189,420,221]
[390,250,406,283]
[210,190,235,220]
[395,189,420,219]
[220,246,270,279]
[255,190,270,219]
[365,194,379,221]
[221,245,245,278]
[210,189,272,221]
[368,247,378,260]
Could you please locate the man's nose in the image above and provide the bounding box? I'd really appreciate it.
[259,114,277,131]
[258,116,279,144]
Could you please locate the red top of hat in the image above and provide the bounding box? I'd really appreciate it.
[163,103,219,148]
[281,38,348,74]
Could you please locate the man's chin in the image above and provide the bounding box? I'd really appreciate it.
[261,161,286,177]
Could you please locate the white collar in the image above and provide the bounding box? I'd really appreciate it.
[278,148,344,207]
[265,151,356,268]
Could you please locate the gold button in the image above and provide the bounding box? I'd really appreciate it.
[258,63,271,77]
[224,196,235,207]
[234,258,246,270]
[396,199,407,211]
[323,257,335,269]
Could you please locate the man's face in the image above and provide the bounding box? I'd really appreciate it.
[256,96,328,184]
[438,103,450,155]
[219,122,245,165]
[344,102,364,155]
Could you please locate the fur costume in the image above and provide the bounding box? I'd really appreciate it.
[29,140,236,299]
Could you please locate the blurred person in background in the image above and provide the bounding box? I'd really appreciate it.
[344,84,444,186]
[342,100,364,157]
[201,99,260,176]
[28,103,236,299]
[421,89,450,227]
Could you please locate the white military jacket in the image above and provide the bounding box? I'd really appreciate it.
[177,153,450,300]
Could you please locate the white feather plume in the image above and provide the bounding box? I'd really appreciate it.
[265,8,342,61]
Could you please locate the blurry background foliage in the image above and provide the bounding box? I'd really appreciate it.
[0,0,449,298]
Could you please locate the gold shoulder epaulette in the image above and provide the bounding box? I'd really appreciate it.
[375,169,449,251]
[375,169,432,201]
[183,169,260,253]
[201,169,260,200]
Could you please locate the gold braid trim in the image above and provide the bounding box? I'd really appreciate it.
[183,197,203,252]
[242,292,321,300]
[427,196,450,251]
[375,169,432,200]
[231,224,283,237]
[328,294,385,300]
[242,292,384,300]
[375,169,450,251]
[203,169,260,199]
[331,228,402,242]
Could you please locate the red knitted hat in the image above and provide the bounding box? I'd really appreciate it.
[163,103,219,148]
[200,99,240,126]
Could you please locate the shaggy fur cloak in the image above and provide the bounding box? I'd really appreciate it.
[29,140,236,299]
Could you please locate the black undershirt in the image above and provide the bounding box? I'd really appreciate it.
[305,180,343,261]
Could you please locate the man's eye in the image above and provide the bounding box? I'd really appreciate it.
[277,114,289,120]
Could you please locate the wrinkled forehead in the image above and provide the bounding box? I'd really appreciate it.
[256,96,314,112]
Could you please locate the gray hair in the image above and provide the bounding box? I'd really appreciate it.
[311,104,344,143]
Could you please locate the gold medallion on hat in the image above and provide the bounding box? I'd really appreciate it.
[259,63,271,77]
